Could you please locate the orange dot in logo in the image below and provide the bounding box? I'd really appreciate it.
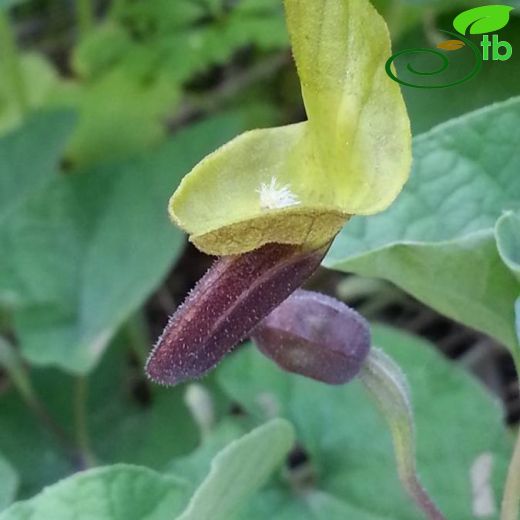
[436,39,466,51]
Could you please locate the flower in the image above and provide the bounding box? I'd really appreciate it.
[146,0,411,386]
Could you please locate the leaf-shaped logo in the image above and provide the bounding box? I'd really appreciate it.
[453,5,514,35]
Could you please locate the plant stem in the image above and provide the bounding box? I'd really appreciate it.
[0,337,77,460]
[0,10,28,117]
[76,0,94,38]
[125,314,150,366]
[74,376,96,468]
[500,350,520,520]
[360,348,446,520]
[502,426,520,520]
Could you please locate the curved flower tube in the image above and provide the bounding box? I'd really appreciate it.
[147,244,328,385]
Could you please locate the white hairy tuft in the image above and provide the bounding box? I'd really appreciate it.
[257,177,300,210]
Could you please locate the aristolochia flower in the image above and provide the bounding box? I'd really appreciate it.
[146,0,411,386]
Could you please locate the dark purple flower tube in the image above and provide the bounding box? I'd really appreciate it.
[146,243,329,386]
[252,290,371,384]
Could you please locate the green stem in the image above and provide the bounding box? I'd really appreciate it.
[0,336,32,401]
[74,376,96,468]
[0,337,76,459]
[124,314,150,366]
[184,384,215,440]
[76,0,94,38]
[500,352,520,520]
[502,427,520,520]
[360,348,446,520]
[0,10,28,117]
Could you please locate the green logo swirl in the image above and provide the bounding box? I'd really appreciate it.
[385,31,483,89]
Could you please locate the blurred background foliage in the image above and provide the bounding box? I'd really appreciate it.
[0,0,519,518]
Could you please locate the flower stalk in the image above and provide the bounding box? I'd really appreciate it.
[252,290,445,518]
[360,348,447,520]
[501,425,520,520]
[501,336,520,520]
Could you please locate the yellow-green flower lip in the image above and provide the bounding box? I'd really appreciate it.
[170,0,411,256]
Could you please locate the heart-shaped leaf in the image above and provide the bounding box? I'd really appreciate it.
[0,454,17,512]
[176,419,295,520]
[325,97,520,360]
[0,421,293,520]
[0,465,189,520]
[496,210,520,281]
[0,340,199,498]
[0,112,243,373]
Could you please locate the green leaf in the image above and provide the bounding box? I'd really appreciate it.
[49,70,180,167]
[238,488,391,519]
[0,54,61,135]
[227,0,288,51]
[0,465,189,520]
[117,0,204,33]
[0,0,27,10]
[0,368,72,499]
[0,454,18,511]
[325,97,520,357]
[453,5,513,35]
[167,419,248,486]
[515,297,520,343]
[0,338,198,498]
[0,113,244,373]
[496,210,520,282]
[88,339,198,468]
[118,0,288,85]
[72,23,133,80]
[176,419,295,520]
[0,110,75,232]
[498,212,520,364]
[169,413,387,520]
[170,0,410,256]
[217,326,511,519]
